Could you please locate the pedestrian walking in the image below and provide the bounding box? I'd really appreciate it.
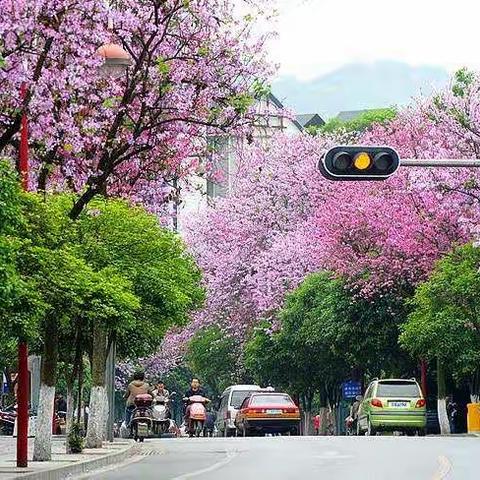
[313,414,320,435]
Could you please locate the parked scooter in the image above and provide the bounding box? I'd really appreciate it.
[184,395,209,437]
[0,404,38,436]
[130,394,154,442]
[0,405,16,435]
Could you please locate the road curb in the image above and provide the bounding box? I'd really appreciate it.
[15,443,137,480]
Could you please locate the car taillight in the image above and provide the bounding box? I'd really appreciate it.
[244,408,265,415]
[226,410,231,420]
[415,399,426,408]
[371,398,383,408]
[285,408,299,414]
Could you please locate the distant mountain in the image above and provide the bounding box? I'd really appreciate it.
[272,61,450,118]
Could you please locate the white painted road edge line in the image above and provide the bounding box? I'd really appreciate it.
[171,450,239,480]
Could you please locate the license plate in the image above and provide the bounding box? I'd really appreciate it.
[266,409,282,415]
[389,401,408,408]
[137,422,149,436]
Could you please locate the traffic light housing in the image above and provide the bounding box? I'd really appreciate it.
[319,146,400,181]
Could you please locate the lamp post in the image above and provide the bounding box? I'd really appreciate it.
[96,41,132,442]
[16,82,30,468]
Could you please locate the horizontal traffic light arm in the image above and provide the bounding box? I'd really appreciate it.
[401,159,480,167]
[319,146,480,181]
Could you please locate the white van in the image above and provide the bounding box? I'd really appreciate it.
[215,385,263,437]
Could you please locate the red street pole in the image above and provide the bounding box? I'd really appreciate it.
[17,82,29,468]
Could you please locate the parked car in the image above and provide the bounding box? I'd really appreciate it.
[215,385,263,437]
[357,378,426,436]
[235,392,300,437]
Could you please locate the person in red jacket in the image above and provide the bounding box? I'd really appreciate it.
[313,414,320,435]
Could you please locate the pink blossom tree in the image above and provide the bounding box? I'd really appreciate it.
[0,0,273,218]
[153,74,480,372]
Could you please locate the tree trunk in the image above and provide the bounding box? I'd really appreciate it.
[317,407,328,436]
[66,328,82,452]
[300,392,314,436]
[65,387,75,453]
[33,320,58,462]
[437,358,450,435]
[103,387,109,440]
[86,324,107,448]
[470,369,480,403]
[76,360,84,425]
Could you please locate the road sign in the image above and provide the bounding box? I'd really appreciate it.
[342,380,362,399]
[2,373,8,394]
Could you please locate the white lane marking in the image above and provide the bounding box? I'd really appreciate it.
[432,455,452,480]
[171,450,239,480]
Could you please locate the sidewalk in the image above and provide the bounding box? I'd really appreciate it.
[0,436,136,479]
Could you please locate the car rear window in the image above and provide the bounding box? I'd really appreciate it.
[376,381,420,398]
[250,394,293,406]
[230,391,254,409]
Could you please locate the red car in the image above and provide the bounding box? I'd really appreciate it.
[235,392,300,436]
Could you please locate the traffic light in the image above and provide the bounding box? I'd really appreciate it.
[319,146,400,181]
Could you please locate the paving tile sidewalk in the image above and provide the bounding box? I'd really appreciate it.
[0,436,136,479]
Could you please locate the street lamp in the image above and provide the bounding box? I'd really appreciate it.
[97,42,133,77]
[96,41,132,442]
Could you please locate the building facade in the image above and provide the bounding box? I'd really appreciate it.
[175,94,307,232]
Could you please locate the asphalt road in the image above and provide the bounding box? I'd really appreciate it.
[84,436,479,480]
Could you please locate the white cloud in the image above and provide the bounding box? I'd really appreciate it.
[269,0,480,80]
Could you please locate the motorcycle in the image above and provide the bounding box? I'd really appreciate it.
[152,392,177,437]
[130,393,154,442]
[184,395,209,437]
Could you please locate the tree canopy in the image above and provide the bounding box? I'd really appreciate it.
[400,243,480,396]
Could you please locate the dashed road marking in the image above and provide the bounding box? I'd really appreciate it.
[170,450,239,480]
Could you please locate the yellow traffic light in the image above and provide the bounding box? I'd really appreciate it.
[353,152,372,170]
[319,146,400,181]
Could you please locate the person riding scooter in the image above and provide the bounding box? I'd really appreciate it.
[152,381,170,417]
[183,379,205,401]
[124,371,152,429]
[183,379,210,436]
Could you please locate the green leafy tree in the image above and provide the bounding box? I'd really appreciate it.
[401,243,480,400]
[186,326,239,397]
[71,198,204,447]
[0,161,44,391]
[314,108,397,135]
[244,271,412,433]
[11,192,203,453]
[74,199,205,359]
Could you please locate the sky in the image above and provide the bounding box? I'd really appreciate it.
[269,0,480,81]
